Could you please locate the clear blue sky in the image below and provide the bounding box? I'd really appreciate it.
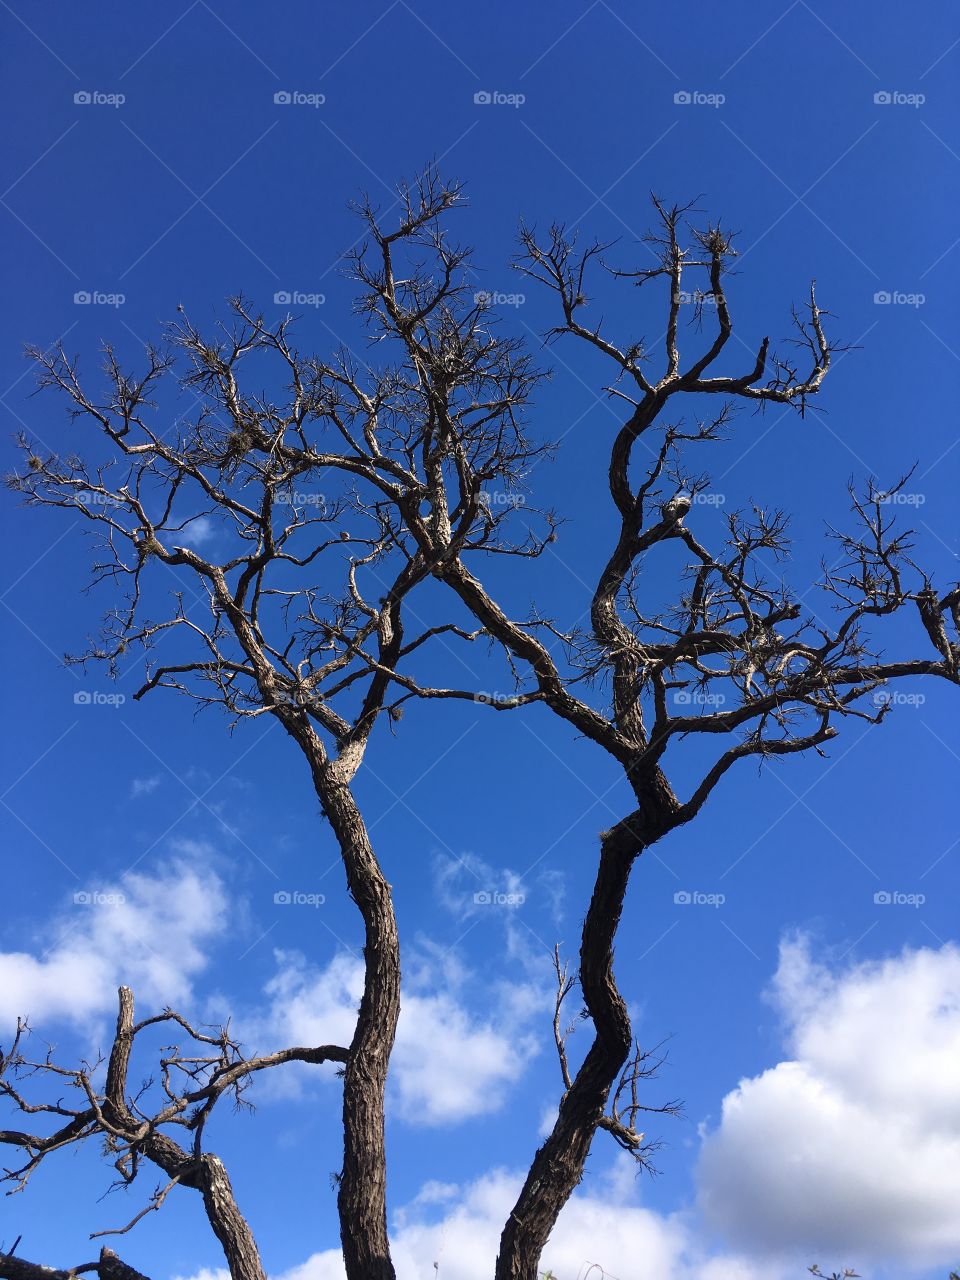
[1,4,958,1279]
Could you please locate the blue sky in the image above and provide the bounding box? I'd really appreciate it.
[1,3,958,1278]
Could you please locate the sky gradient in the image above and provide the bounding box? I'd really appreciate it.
[1,5,958,1279]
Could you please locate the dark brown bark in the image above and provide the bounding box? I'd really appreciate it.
[97,1250,151,1280]
[195,1156,266,1280]
[102,989,267,1280]
[311,756,400,1280]
[496,781,678,1280]
[0,1247,150,1280]
[212,576,404,1280]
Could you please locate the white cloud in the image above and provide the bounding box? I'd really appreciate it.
[0,853,229,1028]
[262,949,364,1053]
[432,850,529,920]
[130,773,163,799]
[264,1162,777,1280]
[392,984,538,1124]
[165,936,960,1280]
[698,935,960,1267]
[175,515,217,548]
[255,946,542,1126]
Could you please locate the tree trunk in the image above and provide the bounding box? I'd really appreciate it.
[103,990,268,1280]
[495,831,637,1280]
[193,1154,266,1280]
[496,778,678,1280]
[316,762,401,1280]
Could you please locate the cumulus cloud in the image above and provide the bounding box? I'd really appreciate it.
[168,936,960,1280]
[259,1162,775,1280]
[698,935,960,1267]
[256,944,542,1126]
[0,853,230,1028]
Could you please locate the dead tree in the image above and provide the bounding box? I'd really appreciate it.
[1,989,344,1280]
[337,177,958,1280]
[0,1244,151,1280]
[7,168,957,1280]
[6,187,545,1280]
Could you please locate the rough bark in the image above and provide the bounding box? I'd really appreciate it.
[311,757,400,1280]
[495,780,678,1280]
[0,1247,150,1280]
[102,989,267,1280]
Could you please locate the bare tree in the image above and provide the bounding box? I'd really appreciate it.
[0,1243,151,1280]
[331,176,958,1280]
[5,183,546,1279]
[1,988,345,1280]
[6,168,957,1280]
